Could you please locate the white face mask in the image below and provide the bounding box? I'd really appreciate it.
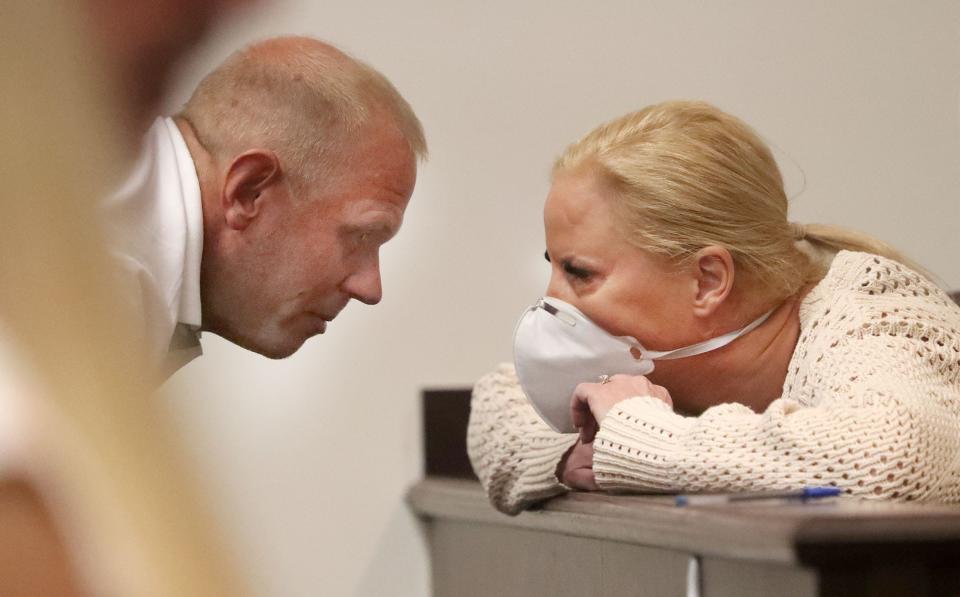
[513,296,773,433]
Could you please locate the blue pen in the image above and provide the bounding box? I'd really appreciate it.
[674,486,842,507]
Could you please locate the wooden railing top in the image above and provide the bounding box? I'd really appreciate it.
[408,477,960,566]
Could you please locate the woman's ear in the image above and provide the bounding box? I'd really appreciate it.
[221,149,283,230]
[692,245,734,318]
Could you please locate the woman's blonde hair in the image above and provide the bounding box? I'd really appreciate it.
[555,100,915,303]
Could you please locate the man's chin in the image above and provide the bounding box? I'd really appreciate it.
[257,345,300,360]
[255,336,309,360]
[209,330,307,360]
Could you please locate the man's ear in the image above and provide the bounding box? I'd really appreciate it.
[221,149,283,230]
[692,245,735,318]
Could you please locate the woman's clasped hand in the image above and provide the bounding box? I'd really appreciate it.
[561,374,672,490]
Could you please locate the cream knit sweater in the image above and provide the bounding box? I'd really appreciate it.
[467,252,960,514]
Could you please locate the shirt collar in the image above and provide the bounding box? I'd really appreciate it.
[161,117,203,330]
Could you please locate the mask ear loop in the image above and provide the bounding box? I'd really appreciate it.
[640,308,776,362]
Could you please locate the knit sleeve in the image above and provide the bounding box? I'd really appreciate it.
[467,363,579,514]
[592,379,960,501]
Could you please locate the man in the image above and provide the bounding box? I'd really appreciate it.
[105,36,427,379]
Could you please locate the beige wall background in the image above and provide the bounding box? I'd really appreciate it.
[163,1,960,595]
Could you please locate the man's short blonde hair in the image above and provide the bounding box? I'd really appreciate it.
[179,36,426,190]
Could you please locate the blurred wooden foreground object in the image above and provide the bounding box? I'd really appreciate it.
[0,2,248,596]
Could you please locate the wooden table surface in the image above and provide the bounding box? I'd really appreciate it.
[409,478,960,564]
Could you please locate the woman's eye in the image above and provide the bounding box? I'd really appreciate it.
[562,261,592,280]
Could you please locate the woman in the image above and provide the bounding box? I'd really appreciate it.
[467,100,960,515]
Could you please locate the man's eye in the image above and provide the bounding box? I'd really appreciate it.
[562,261,592,280]
[350,230,372,247]
[544,250,551,263]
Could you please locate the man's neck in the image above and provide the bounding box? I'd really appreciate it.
[171,116,219,333]
[171,116,213,196]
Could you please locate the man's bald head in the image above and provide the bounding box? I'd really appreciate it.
[178,36,426,190]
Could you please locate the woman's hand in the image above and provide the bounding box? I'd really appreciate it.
[556,439,598,490]
[571,374,672,444]
[558,375,672,491]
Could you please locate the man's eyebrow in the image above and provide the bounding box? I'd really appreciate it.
[359,215,398,230]
[344,218,400,240]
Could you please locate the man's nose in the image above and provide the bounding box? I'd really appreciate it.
[343,264,383,305]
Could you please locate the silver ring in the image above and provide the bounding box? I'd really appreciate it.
[597,374,611,385]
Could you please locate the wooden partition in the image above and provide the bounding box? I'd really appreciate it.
[413,389,960,597]
[410,478,960,597]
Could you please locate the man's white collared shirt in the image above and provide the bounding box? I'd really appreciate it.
[105,117,204,379]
